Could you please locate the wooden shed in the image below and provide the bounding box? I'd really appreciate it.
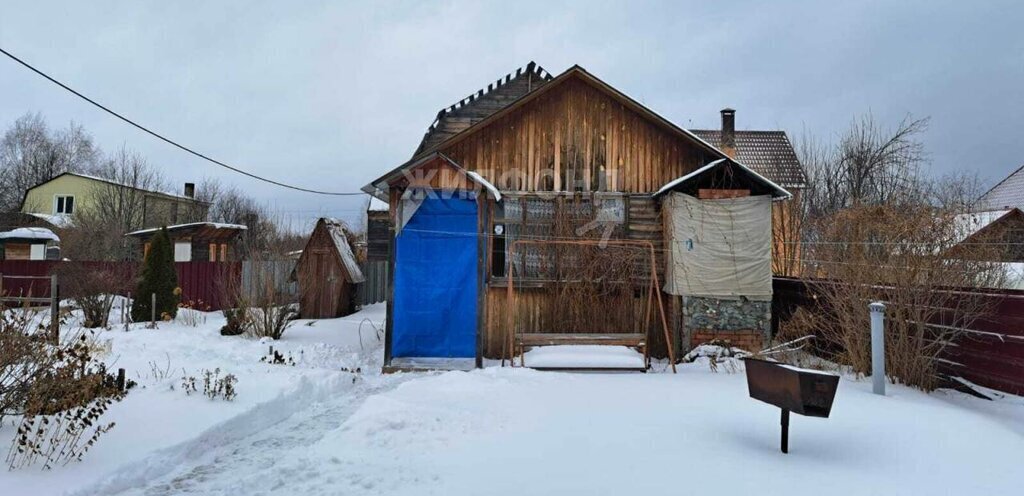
[126,222,247,262]
[296,218,366,318]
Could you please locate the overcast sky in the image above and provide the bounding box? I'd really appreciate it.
[2,1,1022,230]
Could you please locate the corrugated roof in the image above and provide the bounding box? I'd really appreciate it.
[689,130,806,189]
[977,164,1024,211]
[414,62,553,155]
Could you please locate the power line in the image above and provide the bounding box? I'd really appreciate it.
[0,46,365,196]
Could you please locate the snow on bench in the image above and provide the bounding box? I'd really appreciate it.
[520,345,646,370]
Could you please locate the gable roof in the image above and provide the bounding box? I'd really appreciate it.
[364,152,503,200]
[653,158,791,200]
[364,64,732,196]
[976,164,1024,211]
[314,218,365,283]
[951,208,1022,245]
[22,172,211,208]
[415,61,554,155]
[689,130,806,189]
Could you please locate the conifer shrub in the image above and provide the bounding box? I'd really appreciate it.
[131,227,180,322]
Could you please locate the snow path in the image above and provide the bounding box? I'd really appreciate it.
[99,372,416,496]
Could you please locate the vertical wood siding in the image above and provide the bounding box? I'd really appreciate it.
[441,78,707,194]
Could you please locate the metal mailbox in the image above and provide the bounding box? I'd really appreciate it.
[742,357,840,453]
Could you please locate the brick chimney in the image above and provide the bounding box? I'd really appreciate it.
[184,182,195,198]
[720,108,736,159]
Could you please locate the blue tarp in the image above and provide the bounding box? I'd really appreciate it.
[392,196,478,358]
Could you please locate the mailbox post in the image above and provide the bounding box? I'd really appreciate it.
[743,358,840,454]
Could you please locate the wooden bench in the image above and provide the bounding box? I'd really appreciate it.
[514,333,649,371]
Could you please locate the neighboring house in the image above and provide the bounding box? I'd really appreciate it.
[295,218,365,318]
[125,222,247,262]
[975,164,1024,211]
[362,62,792,370]
[0,227,60,261]
[20,172,209,229]
[365,197,389,262]
[946,209,1024,289]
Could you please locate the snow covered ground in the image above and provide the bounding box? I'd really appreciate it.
[1,302,1022,495]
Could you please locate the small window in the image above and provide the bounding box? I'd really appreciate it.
[174,241,192,262]
[29,244,46,261]
[220,243,228,262]
[55,195,75,214]
[209,243,218,262]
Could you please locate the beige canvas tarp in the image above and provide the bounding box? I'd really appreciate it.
[663,193,772,299]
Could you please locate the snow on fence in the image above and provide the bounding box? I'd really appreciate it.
[0,260,240,311]
[773,276,1024,396]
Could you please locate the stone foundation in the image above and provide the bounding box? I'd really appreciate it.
[683,296,770,352]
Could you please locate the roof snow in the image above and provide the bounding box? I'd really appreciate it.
[27,213,73,228]
[322,218,365,283]
[125,222,248,236]
[653,158,792,200]
[0,227,60,242]
[951,209,1014,245]
[367,196,389,212]
[51,172,210,204]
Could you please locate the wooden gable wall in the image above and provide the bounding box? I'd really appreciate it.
[439,77,710,193]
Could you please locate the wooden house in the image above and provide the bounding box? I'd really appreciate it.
[125,222,247,262]
[295,218,366,318]
[362,63,793,371]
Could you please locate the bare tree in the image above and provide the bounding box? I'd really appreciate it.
[801,114,929,220]
[928,169,988,212]
[61,147,167,260]
[0,113,99,211]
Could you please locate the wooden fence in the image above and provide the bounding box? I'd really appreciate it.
[0,260,240,311]
[773,277,1024,396]
[356,260,388,306]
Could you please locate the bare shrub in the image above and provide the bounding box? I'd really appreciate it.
[1,313,127,469]
[50,264,129,328]
[779,204,1005,391]
[243,257,297,341]
[216,266,251,337]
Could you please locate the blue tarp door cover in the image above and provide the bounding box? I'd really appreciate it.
[392,195,478,358]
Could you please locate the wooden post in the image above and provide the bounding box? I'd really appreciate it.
[125,292,131,331]
[117,368,126,392]
[151,292,156,327]
[50,274,59,344]
[780,408,790,454]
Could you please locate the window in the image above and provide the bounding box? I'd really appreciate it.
[54,195,75,214]
[29,244,46,261]
[209,243,218,262]
[491,193,626,280]
[174,241,192,262]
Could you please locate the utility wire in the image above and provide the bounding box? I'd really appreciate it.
[0,46,365,196]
